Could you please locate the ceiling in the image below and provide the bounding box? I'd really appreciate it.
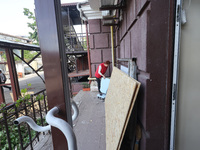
[88,0,118,10]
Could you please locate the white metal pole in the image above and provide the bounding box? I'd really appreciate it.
[14,116,51,132]
[170,0,182,149]
[71,101,79,121]
[46,107,77,150]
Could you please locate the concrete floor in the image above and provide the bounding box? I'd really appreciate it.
[33,90,106,150]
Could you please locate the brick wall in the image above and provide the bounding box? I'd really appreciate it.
[87,0,174,149]
[88,19,112,78]
[115,0,174,149]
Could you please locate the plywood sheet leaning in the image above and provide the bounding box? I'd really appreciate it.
[105,67,141,150]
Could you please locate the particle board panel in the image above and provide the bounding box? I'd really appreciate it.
[105,67,140,150]
[118,79,140,149]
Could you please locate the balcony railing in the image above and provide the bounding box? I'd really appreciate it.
[0,89,48,150]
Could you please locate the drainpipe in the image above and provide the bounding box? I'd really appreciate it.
[46,107,77,150]
[77,2,88,21]
[85,22,92,82]
[110,26,115,68]
[77,2,92,82]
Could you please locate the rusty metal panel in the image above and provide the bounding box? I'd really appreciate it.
[34,0,72,149]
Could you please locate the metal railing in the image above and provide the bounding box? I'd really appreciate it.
[0,89,48,150]
[15,105,78,150]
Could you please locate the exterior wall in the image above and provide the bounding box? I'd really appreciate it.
[176,1,200,149]
[88,19,112,78]
[115,0,174,149]
[71,82,86,94]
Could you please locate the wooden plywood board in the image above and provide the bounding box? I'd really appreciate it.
[105,67,140,150]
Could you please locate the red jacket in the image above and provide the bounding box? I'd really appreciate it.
[95,63,108,78]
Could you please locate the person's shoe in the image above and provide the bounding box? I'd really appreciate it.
[9,87,11,91]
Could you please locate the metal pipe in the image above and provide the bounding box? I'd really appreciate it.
[170,0,182,149]
[46,107,77,150]
[77,2,88,21]
[14,116,51,132]
[110,26,115,67]
[71,101,79,121]
[85,22,92,82]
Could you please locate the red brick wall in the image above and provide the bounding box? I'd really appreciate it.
[115,0,174,150]
[88,19,112,78]
[87,0,174,149]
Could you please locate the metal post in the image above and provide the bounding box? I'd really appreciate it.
[68,7,73,49]
[0,86,5,103]
[170,0,182,149]
[85,22,92,80]
[5,48,21,101]
[34,0,72,149]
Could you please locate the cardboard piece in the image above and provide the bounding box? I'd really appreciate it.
[105,67,140,150]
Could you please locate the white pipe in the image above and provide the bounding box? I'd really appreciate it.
[14,116,51,132]
[46,107,77,150]
[71,101,79,121]
[77,2,88,21]
[170,0,182,149]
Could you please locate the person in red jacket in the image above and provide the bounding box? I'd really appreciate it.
[95,60,110,94]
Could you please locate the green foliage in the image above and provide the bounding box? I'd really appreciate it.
[16,83,32,107]
[1,52,20,61]
[36,94,44,101]
[23,8,39,45]
[0,103,6,109]
[0,83,46,149]
[1,49,37,62]
[82,82,90,88]
[1,53,6,61]
[0,103,6,113]
[0,118,43,150]
[24,50,38,62]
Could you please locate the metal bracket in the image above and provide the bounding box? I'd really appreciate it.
[117,58,138,79]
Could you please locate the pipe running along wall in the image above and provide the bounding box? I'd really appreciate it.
[110,26,115,68]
